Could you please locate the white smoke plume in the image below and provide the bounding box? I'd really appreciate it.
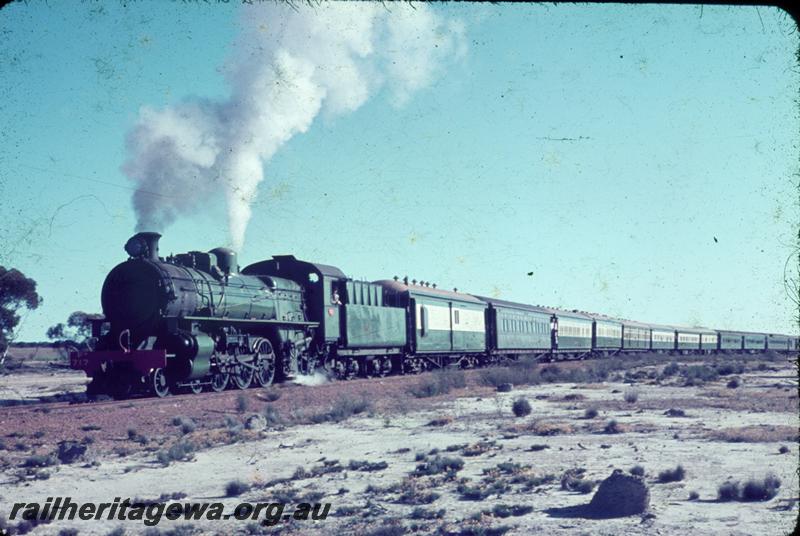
[123,2,466,250]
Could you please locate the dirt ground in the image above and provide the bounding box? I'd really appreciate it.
[0,352,797,535]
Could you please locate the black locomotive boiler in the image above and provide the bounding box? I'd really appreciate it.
[75,232,318,397]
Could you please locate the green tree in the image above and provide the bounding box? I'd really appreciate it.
[0,266,42,365]
[47,311,94,347]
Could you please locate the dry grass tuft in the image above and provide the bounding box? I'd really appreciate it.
[408,368,466,398]
[602,419,629,434]
[462,441,501,457]
[507,420,574,436]
[708,425,797,443]
[427,416,454,427]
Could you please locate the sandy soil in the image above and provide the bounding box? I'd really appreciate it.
[0,354,797,535]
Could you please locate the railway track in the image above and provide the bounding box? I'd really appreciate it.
[0,351,790,471]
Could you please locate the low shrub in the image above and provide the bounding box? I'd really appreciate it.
[603,419,622,434]
[263,404,284,427]
[490,503,534,518]
[427,416,453,427]
[630,465,645,477]
[236,394,249,413]
[180,420,195,435]
[155,440,195,466]
[715,362,744,376]
[779,445,789,454]
[413,455,464,476]
[560,468,592,493]
[171,416,196,435]
[741,475,781,501]
[397,489,440,505]
[409,507,446,520]
[572,479,595,494]
[623,389,639,403]
[408,368,466,398]
[717,481,741,501]
[688,491,699,501]
[348,460,389,472]
[662,362,679,376]
[457,481,509,501]
[681,365,718,385]
[479,358,541,387]
[657,465,686,483]
[310,395,372,423]
[22,454,58,468]
[515,473,556,490]
[583,407,599,419]
[512,398,532,418]
[262,389,281,402]
[664,408,686,417]
[225,479,250,497]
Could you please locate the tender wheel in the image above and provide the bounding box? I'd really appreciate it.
[380,357,393,377]
[333,359,347,380]
[333,359,357,380]
[254,341,276,387]
[369,356,391,378]
[151,368,170,398]
[365,358,379,378]
[346,358,360,380]
[232,359,254,390]
[211,372,229,392]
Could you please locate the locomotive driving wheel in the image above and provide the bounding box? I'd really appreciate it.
[151,368,171,398]
[254,340,276,387]
[210,371,229,392]
[232,357,254,390]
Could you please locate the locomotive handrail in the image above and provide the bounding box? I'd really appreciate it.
[182,315,319,327]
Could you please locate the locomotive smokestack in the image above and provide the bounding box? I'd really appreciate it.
[125,232,161,261]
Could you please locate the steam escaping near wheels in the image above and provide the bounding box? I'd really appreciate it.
[291,371,332,388]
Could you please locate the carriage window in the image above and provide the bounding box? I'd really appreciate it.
[454,310,460,324]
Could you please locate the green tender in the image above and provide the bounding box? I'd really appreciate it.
[343,304,406,348]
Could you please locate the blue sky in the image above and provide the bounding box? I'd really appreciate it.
[1,2,797,341]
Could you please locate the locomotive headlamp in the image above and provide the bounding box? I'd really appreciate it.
[124,235,147,258]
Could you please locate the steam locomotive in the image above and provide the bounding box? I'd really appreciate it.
[70,232,798,398]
